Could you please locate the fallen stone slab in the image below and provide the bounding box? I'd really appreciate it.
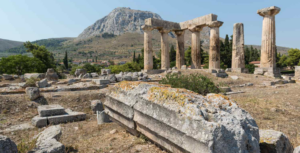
[294,146,300,153]
[0,135,18,153]
[36,78,50,88]
[24,73,45,80]
[38,105,66,117]
[219,87,231,92]
[224,91,245,95]
[105,82,260,153]
[47,111,86,125]
[2,74,14,80]
[32,116,48,128]
[260,129,293,153]
[0,123,34,133]
[263,81,276,86]
[92,79,110,85]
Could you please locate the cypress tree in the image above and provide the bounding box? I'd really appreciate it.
[133,51,136,62]
[63,51,68,69]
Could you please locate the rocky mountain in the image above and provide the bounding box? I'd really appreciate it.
[77,7,162,40]
[0,38,23,52]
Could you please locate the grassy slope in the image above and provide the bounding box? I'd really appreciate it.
[0,38,23,52]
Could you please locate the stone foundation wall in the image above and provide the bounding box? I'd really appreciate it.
[295,66,300,81]
[104,82,260,153]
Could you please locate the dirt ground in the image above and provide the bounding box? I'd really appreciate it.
[1,70,300,152]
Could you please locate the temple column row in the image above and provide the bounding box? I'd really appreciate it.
[142,21,223,71]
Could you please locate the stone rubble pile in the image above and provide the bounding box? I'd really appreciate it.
[32,104,86,128]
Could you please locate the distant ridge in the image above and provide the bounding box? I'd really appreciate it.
[0,38,23,52]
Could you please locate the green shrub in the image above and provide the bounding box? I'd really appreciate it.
[108,62,141,74]
[25,78,40,87]
[245,64,255,73]
[159,73,220,95]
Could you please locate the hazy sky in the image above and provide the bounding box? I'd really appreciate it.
[0,0,299,48]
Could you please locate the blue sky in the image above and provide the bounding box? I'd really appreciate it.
[0,0,299,48]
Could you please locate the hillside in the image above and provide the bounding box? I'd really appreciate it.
[0,38,23,52]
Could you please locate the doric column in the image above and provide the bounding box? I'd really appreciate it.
[189,27,203,69]
[232,23,245,70]
[207,21,223,70]
[258,6,280,68]
[174,30,185,69]
[159,29,170,70]
[142,25,153,70]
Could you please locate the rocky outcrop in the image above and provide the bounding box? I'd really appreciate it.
[0,135,18,153]
[104,82,260,153]
[77,7,162,40]
[260,129,293,153]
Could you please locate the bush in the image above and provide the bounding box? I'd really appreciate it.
[245,64,255,74]
[159,73,220,95]
[25,78,40,87]
[108,62,141,74]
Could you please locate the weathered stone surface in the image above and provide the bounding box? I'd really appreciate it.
[179,14,217,29]
[258,6,281,75]
[38,105,66,117]
[0,135,18,153]
[92,79,110,85]
[81,73,92,78]
[181,65,187,70]
[24,73,45,80]
[29,125,65,153]
[96,111,110,124]
[36,78,49,88]
[230,76,239,80]
[74,69,87,77]
[25,87,40,100]
[260,129,293,153]
[91,100,104,113]
[45,68,59,81]
[190,27,202,69]
[208,21,223,70]
[142,25,153,71]
[32,116,48,128]
[175,31,185,69]
[2,74,14,80]
[123,76,132,81]
[232,23,245,71]
[101,69,111,75]
[159,29,170,70]
[294,146,300,153]
[295,66,300,80]
[263,81,276,86]
[106,82,260,153]
[225,68,231,72]
[47,111,86,125]
[91,72,99,78]
[68,78,80,84]
[219,87,231,92]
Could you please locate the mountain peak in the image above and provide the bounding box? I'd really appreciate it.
[77,7,162,40]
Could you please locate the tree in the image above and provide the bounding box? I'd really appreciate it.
[24,41,55,69]
[95,56,98,62]
[63,51,68,69]
[282,48,300,69]
[0,55,46,75]
[170,45,176,67]
[220,34,232,68]
[133,51,136,62]
[184,47,192,66]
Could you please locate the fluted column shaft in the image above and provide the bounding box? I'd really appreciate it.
[175,30,185,69]
[159,29,170,70]
[191,30,201,69]
[232,23,245,69]
[257,6,280,68]
[142,26,153,70]
[208,21,223,70]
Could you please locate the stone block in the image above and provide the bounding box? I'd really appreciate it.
[294,146,300,153]
[38,105,66,117]
[92,79,110,85]
[230,76,239,80]
[2,74,14,80]
[212,72,228,78]
[24,73,45,80]
[263,81,276,86]
[91,100,104,113]
[107,82,260,153]
[101,69,111,75]
[74,69,87,77]
[260,129,293,153]
[36,78,49,88]
[0,135,18,153]
[295,66,300,80]
[96,111,110,124]
[32,116,48,128]
[123,76,132,81]
[181,65,187,70]
[47,112,86,125]
[105,106,135,129]
[254,68,266,75]
[25,87,40,100]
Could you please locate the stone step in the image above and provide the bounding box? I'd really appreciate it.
[32,110,86,128]
[38,105,66,117]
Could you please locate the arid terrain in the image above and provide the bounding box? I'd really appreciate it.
[0,70,300,152]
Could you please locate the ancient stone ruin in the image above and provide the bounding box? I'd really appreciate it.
[232,23,248,73]
[104,82,260,153]
[142,14,223,72]
[254,6,281,78]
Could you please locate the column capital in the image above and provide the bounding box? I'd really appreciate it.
[188,25,204,32]
[141,25,153,32]
[207,21,223,28]
[158,28,171,34]
[174,30,185,36]
[257,6,280,17]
